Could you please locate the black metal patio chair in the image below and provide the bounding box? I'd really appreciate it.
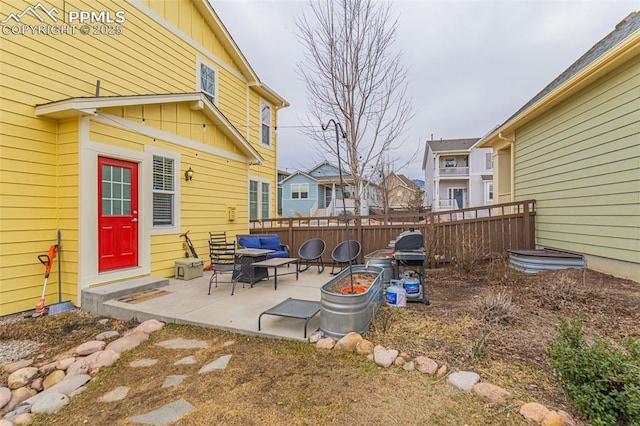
[209,253,246,296]
[209,232,235,269]
[297,238,326,274]
[330,240,361,274]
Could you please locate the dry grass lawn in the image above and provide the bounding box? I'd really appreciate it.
[1,261,638,425]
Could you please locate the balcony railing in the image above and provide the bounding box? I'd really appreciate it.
[438,199,462,210]
[438,167,469,177]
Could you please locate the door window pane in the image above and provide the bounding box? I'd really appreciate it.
[102,200,112,216]
[102,164,132,216]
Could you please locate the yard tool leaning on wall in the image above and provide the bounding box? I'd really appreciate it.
[33,230,75,317]
[34,244,58,316]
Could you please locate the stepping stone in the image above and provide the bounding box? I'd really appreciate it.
[155,339,207,349]
[198,355,232,374]
[174,356,197,366]
[128,399,195,426]
[130,359,158,368]
[99,386,130,402]
[162,375,187,388]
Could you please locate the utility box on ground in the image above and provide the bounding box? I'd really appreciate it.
[175,258,204,280]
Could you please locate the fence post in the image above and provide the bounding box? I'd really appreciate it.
[523,200,532,248]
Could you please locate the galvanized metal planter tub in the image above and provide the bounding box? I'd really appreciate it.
[364,249,395,289]
[320,265,384,339]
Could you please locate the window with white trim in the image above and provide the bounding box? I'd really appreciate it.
[249,181,258,220]
[197,58,217,103]
[261,101,271,146]
[291,183,309,199]
[261,182,269,219]
[485,182,494,203]
[249,179,271,220]
[152,156,175,226]
[485,152,493,170]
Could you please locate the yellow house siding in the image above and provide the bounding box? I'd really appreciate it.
[57,119,80,303]
[0,0,283,315]
[140,0,236,70]
[138,0,250,132]
[514,55,640,264]
[151,154,250,277]
[218,75,250,133]
[102,104,243,155]
[85,107,252,278]
[0,78,58,314]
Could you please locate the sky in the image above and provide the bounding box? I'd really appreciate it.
[213,0,638,180]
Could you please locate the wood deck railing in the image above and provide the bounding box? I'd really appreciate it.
[249,200,536,267]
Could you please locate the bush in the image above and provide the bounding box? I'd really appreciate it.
[486,255,523,286]
[546,317,640,426]
[449,228,488,273]
[541,272,579,310]
[472,290,517,325]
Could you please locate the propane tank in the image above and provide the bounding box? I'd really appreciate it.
[402,270,422,300]
[385,279,406,307]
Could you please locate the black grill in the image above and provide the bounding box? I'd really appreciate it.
[392,229,429,304]
[392,229,424,251]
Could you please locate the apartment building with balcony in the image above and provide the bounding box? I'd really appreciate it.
[422,138,494,211]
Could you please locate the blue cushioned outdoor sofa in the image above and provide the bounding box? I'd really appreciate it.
[236,234,290,259]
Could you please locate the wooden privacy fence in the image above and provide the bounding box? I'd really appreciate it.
[249,200,536,267]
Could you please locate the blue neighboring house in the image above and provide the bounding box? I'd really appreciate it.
[280,161,379,217]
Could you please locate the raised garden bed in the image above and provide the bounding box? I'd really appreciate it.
[320,265,383,339]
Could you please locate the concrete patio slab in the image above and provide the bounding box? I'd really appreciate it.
[85,268,333,341]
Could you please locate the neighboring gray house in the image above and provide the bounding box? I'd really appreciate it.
[422,138,494,211]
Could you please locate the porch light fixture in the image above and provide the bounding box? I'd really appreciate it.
[184,167,194,181]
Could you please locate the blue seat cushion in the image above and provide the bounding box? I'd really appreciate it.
[238,236,261,249]
[260,235,282,251]
[266,250,289,259]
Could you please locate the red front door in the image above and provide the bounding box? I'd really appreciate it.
[98,157,139,272]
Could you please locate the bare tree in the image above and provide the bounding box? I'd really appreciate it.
[297,0,414,215]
